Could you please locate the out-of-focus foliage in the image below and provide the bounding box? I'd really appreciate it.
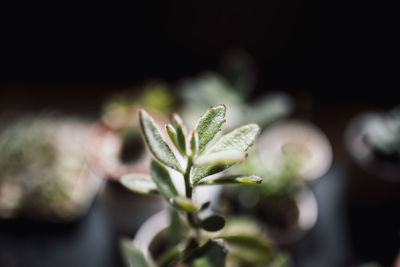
[363,106,400,160]
[180,72,292,130]
[0,115,100,221]
[102,81,174,130]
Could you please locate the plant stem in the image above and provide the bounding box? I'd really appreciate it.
[184,157,193,198]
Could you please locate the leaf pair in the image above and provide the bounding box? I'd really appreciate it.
[191,123,261,184]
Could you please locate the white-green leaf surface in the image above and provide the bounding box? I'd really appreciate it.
[195,105,226,153]
[206,123,260,154]
[120,174,158,194]
[139,110,183,172]
[191,124,260,183]
[169,196,197,212]
[151,160,178,199]
[194,150,247,166]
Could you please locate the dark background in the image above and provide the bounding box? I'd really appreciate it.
[0,1,399,267]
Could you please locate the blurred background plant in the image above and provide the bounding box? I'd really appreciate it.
[0,113,101,221]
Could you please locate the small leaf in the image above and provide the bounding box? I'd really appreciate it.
[120,174,158,194]
[170,113,187,134]
[201,215,226,232]
[170,113,188,155]
[166,124,179,148]
[191,165,228,185]
[151,160,178,199]
[184,239,227,267]
[120,238,151,267]
[195,105,226,153]
[139,110,183,172]
[183,238,199,258]
[157,247,181,267]
[188,130,199,156]
[169,209,189,245]
[194,150,247,166]
[200,201,210,211]
[169,196,197,212]
[197,175,263,186]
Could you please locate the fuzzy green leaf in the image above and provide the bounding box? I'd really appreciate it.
[120,238,151,267]
[120,174,158,194]
[170,114,188,155]
[184,239,227,267]
[194,150,247,167]
[151,160,178,199]
[206,123,260,154]
[170,196,197,212]
[188,130,199,156]
[191,124,260,183]
[201,215,226,232]
[139,110,183,172]
[195,105,226,153]
[197,175,263,186]
[166,124,179,148]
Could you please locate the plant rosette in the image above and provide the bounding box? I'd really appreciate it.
[0,114,102,222]
[345,109,400,182]
[119,105,288,266]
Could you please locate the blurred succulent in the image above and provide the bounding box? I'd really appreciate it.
[180,72,292,131]
[0,115,101,221]
[119,105,286,266]
[102,81,174,130]
[363,106,400,161]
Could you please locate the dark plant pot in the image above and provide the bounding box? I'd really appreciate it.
[344,112,400,263]
[345,112,400,204]
[221,184,318,245]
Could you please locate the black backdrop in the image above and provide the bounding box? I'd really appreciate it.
[0,0,398,106]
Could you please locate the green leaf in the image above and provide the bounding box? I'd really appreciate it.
[188,130,199,156]
[191,165,228,185]
[151,160,178,199]
[195,105,226,153]
[120,238,151,267]
[200,201,210,211]
[194,150,247,166]
[169,209,189,245]
[223,235,277,266]
[170,113,188,155]
[206,123,260,154]
[157,247,181,267]
[139,109,183,172]
[200,215,226,232]
[197,175,263,186]
[120,174,158,194]
[191,124,260,183]
[183,238,199,258]
[165,124,179,149]
[184,239,227,267]
[169,196,197,212]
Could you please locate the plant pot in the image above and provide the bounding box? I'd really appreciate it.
[221,183,318,245]
[258,119,333,182]
[345,111,400,204]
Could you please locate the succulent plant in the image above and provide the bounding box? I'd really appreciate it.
[119,105,287,266]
